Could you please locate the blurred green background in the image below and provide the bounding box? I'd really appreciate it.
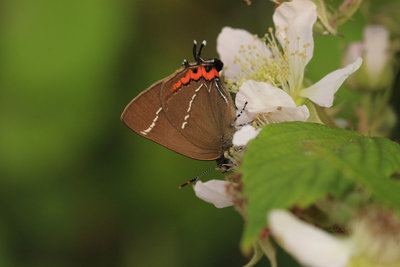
[0,0,392,266]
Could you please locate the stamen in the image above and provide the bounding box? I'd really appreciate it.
[225,26,309,98]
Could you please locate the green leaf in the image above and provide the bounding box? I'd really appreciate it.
[240,122,400,248]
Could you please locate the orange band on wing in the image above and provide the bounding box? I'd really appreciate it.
[171,67,220,92]
[190,67,202,80]
[181,71,191,84]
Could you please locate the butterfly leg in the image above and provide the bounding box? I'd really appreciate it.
[232,101,249,127]
[216,156,235,172]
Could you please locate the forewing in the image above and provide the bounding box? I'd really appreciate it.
[161,73,235,155]
[121,80,221,160]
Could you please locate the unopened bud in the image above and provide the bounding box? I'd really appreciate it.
[343,25,393,91]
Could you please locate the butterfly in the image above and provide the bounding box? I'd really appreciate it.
[121,40,236,165]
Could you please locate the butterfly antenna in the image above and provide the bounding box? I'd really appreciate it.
[197,40,207,60]
[178,165,215,189]
[193,40,198,62]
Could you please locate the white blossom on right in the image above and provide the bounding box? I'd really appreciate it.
[268,210,355,267]
[217,0,362,128]
[268,209,400,267]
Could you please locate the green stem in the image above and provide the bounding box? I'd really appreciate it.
[315,105,336,127]
[360,92,373,136]
[369,87,393,133]
[362,86,393,136]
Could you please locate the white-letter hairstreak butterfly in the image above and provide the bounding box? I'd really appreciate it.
[121,41,236,186]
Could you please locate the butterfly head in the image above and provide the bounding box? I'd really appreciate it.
[210,58,223,72]
[192,40,224,72]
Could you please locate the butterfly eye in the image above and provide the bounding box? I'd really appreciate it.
[213,58,224,72]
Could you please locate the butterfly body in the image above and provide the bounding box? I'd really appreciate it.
[121,41,235,161]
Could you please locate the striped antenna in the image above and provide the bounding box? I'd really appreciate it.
[178,166,215,189]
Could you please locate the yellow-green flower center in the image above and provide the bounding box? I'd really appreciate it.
[225,27,311,106]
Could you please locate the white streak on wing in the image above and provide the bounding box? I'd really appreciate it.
[181,84,203,129]
[140,107,163,135]
[215,80,228,104]
[186,83,203,112]
[195,84,203,92]
[204,82,210,92]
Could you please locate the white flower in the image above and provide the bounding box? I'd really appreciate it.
[236,80,309,125]
[268,210,355,267]
[232,125,261,146]
[217,27,271,82]
[268,209,400,267]
[193,180,233,208]
[299,59,363,107]
[217,0,362,123]
[344,25,390,89]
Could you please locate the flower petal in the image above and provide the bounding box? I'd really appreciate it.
[217,27,271,82]
[273,0,317,65]
[300,57,362,107]
[193,180,233,208]
[343,42,363,66]
[364,25,390,80]
[236,80,298,117]
[232,125,261,146]
[269,210,355,267]
[266,105,309,123]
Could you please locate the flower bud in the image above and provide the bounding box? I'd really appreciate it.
[343,25,393,91]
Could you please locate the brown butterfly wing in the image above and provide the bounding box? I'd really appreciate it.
[161,67,235,157]
[121,79,221,160]
[208,78,236,151]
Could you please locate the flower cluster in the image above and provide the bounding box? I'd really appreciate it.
[190,0,400,266]
[195,0,362,207]
[217,0,361,146]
